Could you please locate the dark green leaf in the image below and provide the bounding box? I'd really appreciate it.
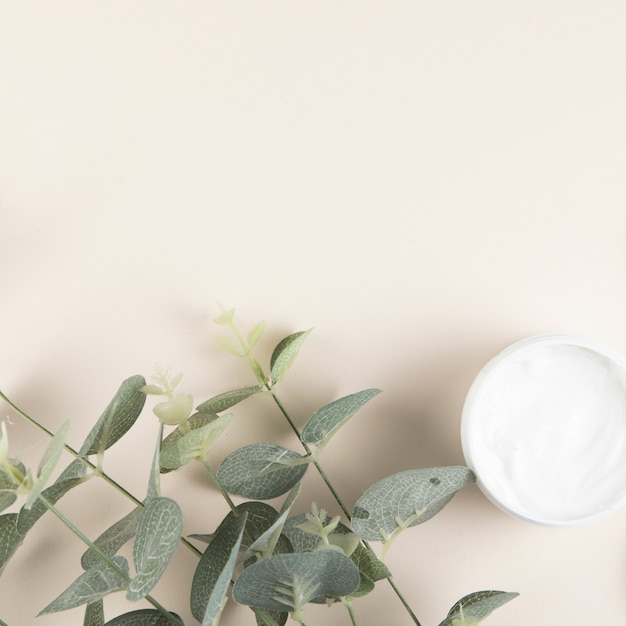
[0,491,16,514]
[232,549,360,614]
[351,466,475,542]
[38,556,129,614]
[438,590,520,625]
[301,389,381,447]
[201,513,247,626]
[196,386,262,414]
[254,608,287,626]
[217,443,308,500]
[269,330,311,385]
[80,376,147,456]
[81,506,143,570]
[127,497,182,601]
[190,512,249,621]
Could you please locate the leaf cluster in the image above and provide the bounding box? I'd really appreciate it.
[0,313,518,626]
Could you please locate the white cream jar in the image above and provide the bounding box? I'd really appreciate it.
[461,334,626,526]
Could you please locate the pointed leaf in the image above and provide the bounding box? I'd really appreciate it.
[81,506,143,570]
[201,513,247,626]
[103,609,183,625]
[196,386,262,414]
[39,555,129,614]
[0,513,23,574]
[0,491,16,513]
[159,412,217,474]
[243,509,290,562]
[351,467,475,542]
[24,420,70,510]
[214,307,236,325]
[80,376,147,456]
[269,330,311,385]
[439,590,520,626]
[301,389,381,446]
[84,600,105,626]
[191,512,249,621]
[217,443,308,500]
[127,497,182,601]
[247,321,267,349]
[232,549,360,613]
[160,413,232,471]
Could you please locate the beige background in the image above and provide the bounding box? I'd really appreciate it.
[1,2,626,625]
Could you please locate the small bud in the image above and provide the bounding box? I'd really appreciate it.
[153,393,194,425]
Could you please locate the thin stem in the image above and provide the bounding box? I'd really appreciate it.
[1,390,202,559]
[37,494,180,625]
[346,603,358,626]
[202,459,239,514]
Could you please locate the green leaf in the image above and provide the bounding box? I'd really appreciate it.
[217,443,308,500]
[232,549,360,615]
[351,466,475,542]
[103,609,183,625]
[243,509,291,562]
[38,555,129,615]
[247,321,266,349]
[201,513,247,626]
[17,458,87,534]
[196,386,262,414]
[254,608,286,626]
[81,506,143,570]
[438,590,520,626]
[214,307,236,325]
[160,413,232,472]
[127,497,183,601]
[0,513,23,574]
[80,375,147,456]
[24,420,70,510]
[301,389,381,447]
[0,490,16,513]
[159,412,217,474]
[190,512,249,621]
[269,330,311,385]
[84,600,105,626]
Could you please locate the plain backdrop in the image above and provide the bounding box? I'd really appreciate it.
[1,2,626,625]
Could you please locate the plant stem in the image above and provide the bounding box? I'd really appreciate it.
[1,390,202,558]
[37,494,181,625]
[347,603,358,626]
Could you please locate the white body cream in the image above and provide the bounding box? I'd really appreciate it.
[461,335,626,526]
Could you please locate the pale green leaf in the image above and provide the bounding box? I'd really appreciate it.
[0,491,16,513]
[81,506,143,570]
[190,512,249,621]
[232,549,360,614]
[301,389,381,447]
[215,335,242,356]
[243,509,290,562]
[159,412,217,473]
[217,443,308,500]
[247,321,267,349]
[351,466,475,542]
[38,555,129,615]
[24,420,70,510]
[80,376,147,456]
[83,600,104,626]
[160,413,232,471]
[127,497,182,601]
[103,609,183,625]
[214,307,236,325]
[201,513,247,626]
[196,386,262,414]
[269,330,311,385]
[439,590,520,625]
[0,513,23,574]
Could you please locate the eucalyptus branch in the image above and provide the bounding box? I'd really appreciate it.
[37,494,180,625]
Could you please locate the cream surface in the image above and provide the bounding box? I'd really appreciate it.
[466,342,626,524]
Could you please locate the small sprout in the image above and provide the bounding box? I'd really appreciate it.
[145,368,194,426]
